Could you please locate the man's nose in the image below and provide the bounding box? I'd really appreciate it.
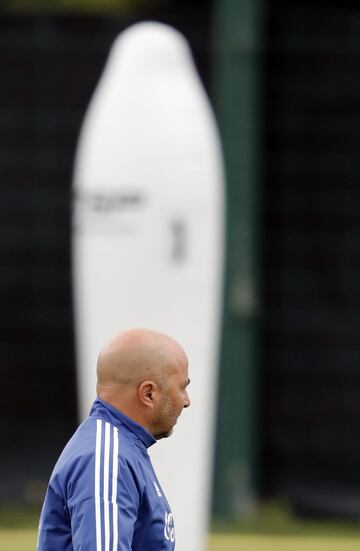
[184,392,191,408]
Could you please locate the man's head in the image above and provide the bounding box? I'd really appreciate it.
[96,328,190,439]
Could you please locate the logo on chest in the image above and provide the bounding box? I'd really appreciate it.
[164,511,175,543]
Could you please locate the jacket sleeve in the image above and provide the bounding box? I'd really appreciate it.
[69,455,142,551]
[37,485,73,551]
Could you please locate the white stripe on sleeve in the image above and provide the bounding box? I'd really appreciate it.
[95,419,102,551]
[111,426,119,551]
[104,422,111,551]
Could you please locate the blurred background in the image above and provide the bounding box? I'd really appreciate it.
[1,0,360,542]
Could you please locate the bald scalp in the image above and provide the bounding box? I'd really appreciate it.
[96,328,186,393]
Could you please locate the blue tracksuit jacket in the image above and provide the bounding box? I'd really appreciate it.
[37,398,176,550]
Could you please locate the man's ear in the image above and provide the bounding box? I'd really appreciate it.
[138,380,156,408]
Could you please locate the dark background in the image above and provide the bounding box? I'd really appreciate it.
[263,0,360,517]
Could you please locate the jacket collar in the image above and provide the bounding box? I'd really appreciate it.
[90,398,156,449]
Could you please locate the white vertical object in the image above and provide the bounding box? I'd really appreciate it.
[72,22,225,551]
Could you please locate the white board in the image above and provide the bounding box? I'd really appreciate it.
[72,22,225,551]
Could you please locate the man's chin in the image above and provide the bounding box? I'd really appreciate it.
[155,428,174,440]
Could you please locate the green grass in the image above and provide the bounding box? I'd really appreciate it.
[0,529,38,551]
[1,529,360,551]
[210,501,360,550]
[210,534,360,551]
[1,502,360,551]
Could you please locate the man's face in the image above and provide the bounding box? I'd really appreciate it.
[154,359,190,440]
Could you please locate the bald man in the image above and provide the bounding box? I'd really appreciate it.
[37,329,190,551]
